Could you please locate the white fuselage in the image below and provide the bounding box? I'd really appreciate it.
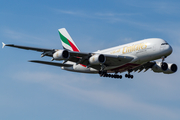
[62,38,172,73]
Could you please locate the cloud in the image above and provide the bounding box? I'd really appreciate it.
[54,10,83,16]
[52,9,94,19]
[152,1,180,14]
[95,12,140,17]
[51,8,180,43]
[51,8,140,22]
[121,1,180,14]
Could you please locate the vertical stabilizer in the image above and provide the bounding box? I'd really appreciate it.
[58,28,80,52]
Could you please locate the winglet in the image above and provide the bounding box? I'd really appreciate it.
[2,42,6,48]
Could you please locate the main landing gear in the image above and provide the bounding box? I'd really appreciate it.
[99,64,134,79]
[99,71,123,79]
[99,71,134,79]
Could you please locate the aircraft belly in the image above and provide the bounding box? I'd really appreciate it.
[63,64,98,73]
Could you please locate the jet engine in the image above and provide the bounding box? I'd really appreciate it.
[89,54,106,65]
[152,62,177,74]
[53,50,70,60]
[163,63,178,74]
[151,62,168,72]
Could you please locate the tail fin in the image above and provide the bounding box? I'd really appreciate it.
[58,28,80,52]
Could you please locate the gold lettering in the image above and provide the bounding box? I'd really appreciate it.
[122,46,127,54]
[117,49,121,53]
[126,46,131,53]
[139,44,142,50]
[131,45,135,52]
[126,47,129,53]
[140,43,144,49]
[111,48,122,54]
[144,43,147,49]
[141,43,147,49]
[135,45,138,51]
[117,43,148,54]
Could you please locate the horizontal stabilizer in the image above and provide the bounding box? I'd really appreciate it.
[29,60,73,67]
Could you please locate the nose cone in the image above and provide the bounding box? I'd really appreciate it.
[167,45,173,55]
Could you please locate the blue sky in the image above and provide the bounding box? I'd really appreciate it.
[1,0,180,120]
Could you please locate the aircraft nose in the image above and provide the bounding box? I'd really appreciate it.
[168,45,173,55]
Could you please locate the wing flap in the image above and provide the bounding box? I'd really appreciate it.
[29,60,73,67]
[69,51,91,57]
[105,54,134,66]
[133,61,156,73]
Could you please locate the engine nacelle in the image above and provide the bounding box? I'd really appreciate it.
[89,54,106,65]
[53,49,70,60]
[163,63,178,74]
[152,62,168,73]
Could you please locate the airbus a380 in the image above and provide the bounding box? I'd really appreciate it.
[2,28,178,79]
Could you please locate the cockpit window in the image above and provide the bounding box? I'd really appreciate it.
[161,43,169,45]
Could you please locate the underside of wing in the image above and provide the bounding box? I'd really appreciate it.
[29,60,73,67]
[132,61,156,73]
[104,54,134,66]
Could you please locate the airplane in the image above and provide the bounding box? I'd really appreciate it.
[2,28,178,79]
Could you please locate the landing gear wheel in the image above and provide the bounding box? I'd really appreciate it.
[125,73,134,79]
[130,75,133,79]
[125,74,128,78]
[119,75,122,79]
[99,71,107,77]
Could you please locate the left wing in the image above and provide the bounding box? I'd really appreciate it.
[3,42,134,71]
[2,42,56,57]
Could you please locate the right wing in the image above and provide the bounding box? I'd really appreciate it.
[67,51,134,70]
[132,61,156,73]
[67,51,134,66]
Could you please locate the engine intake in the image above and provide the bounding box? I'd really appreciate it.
[53,50,70,60]
[163,64,178,74]
[89,54,106,65]
[161,62,168,71]
[171,64,178,72]
[152,62,168,73]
